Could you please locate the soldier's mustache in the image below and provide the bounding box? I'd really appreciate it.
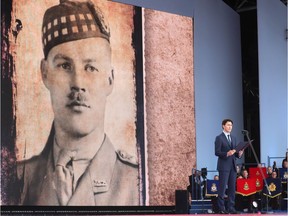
[67,91,90,108]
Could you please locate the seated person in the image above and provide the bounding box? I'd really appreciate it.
[282,160,288,169]
[280,161,288,199]
[236,165,242,178]
[271,171,278,179]
[262,171,282,211]
[267,166,273,177]
[238,169,249,179]
[282,152,288,168]
[236,169,255,212]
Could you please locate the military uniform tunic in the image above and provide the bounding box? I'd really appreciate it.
[17,126,140,206]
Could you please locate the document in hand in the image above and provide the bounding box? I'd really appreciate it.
[235,140,253,153]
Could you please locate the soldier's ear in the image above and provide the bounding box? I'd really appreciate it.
[106,69,114,96]
[40,59,50,90]
[108,69,114,85]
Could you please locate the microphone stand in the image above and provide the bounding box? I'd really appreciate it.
[242,130,272,214]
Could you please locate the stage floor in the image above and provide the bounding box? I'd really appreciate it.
[118,214,287,216]
[1,205,287,215]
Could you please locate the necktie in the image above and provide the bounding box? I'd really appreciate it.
[227,135,232,148]
[55,149,76,206]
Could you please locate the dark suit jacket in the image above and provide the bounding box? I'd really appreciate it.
[214,132,240,172]
[16,125,139,206]
[187,174,202,199]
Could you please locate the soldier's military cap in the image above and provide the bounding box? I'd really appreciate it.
[42,0,110,58]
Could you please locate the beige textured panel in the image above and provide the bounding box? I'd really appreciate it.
[144,9,196,205]
[12,0,137,160]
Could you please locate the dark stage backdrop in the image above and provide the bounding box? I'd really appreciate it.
[1,0,195,207]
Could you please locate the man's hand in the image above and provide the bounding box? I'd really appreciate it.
[227,149,236,157]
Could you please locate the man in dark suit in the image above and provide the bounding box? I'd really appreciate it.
[15,0,139,206]
[215,119,243,213]
[187,170,202,200]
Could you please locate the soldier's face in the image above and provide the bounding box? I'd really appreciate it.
[41,38,113,137]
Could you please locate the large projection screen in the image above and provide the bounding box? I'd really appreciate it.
[1,0,194,209]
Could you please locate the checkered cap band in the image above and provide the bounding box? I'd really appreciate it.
[42,0,110,58]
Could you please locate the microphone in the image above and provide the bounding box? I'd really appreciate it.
[242,129,249,134]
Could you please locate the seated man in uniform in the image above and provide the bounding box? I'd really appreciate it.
[16,0,139,206]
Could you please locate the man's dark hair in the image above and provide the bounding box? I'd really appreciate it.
[222,119,233,126]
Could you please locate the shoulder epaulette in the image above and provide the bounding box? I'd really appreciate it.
[116,149,138,166]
